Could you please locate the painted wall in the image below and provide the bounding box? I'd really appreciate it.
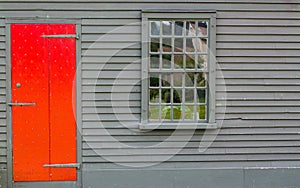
[0,0,300,187]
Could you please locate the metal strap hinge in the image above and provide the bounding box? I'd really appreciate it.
[42,34,80,40]
[8,102,36,106]
[43,163,81,169]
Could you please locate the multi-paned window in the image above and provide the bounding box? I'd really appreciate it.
[141,11,216,129]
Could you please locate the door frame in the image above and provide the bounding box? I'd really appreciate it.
[5,19,82,188]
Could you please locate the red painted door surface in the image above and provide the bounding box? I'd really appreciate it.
[11,24,76,182]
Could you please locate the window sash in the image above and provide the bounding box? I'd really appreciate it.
[141,11,216,128]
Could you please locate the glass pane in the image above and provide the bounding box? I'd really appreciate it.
[149,105,160,120]
[150,38,160,52]
[197,38,208,53]
[162,38,172,52]
[162,21,172,35]
[173,89,182,103]
[173,105,182,120]
[161,89,171,103]
[196,55,207,69]
[184,105,194,120]
[174,38,183,52]
[162,54,171,69]
[196,73,206,87]
[161,73,171,87]
[186,38,207,53]
[151,21,160,36]
[174,54,184,69]
[175,21,184,36]
[186,38,195,52]
[149,89,159,103]
[185,73,195,87]
[185,89,194,103]
[150,54,159,69]
[161,105,171,120]
[149,73,159,87]
[187,21,197,37]
[197,21,208,37]
[173,73,182,87]
[197,89,206,103]
[197,105,206,120]
[186,55,195,69]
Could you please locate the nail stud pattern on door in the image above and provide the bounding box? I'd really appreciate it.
[11,24,76,182]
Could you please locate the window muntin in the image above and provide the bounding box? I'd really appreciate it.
[149,20,209,122]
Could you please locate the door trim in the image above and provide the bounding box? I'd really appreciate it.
[5,19,82,188]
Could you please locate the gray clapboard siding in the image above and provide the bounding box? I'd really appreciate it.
[217,35,300,42]
[218,57,300,63]
[82,127,300,136]
[0,1,299,176]
[218,19,300,26]
[0,2,300,11]
[0,18,5,170]
[83,147,300,156]
[217,78,300,85]
[83,140,300,149]
[218,63,300,70]
[82,154,300,163]
[82,134,300,142]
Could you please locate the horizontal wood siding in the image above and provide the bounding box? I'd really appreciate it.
[0,0,299,170]
[0,18,6,170]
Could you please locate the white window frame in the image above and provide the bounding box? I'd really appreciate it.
[140,10,217,129]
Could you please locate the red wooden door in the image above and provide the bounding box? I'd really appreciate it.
[11,24,77,182]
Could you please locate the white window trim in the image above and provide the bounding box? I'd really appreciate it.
[140,10,217,130]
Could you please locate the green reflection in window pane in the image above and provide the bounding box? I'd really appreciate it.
[149,105,160,120]
[149,89,159,103]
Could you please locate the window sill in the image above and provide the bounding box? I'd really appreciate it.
[139,122,218,130]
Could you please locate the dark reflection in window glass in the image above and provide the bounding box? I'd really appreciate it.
[150,73,159,87]
[161,89,171,103]
[197,89,206,103]
[196,73,206,87]
[149,89,159,103]
[151,38,160,52]
[173,89,182,103]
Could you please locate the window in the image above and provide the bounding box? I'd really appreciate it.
[140,11,217,129]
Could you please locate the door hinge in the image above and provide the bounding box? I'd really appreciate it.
[42,34,80,40]
[8,102,36,106]
[43,163,81,169]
